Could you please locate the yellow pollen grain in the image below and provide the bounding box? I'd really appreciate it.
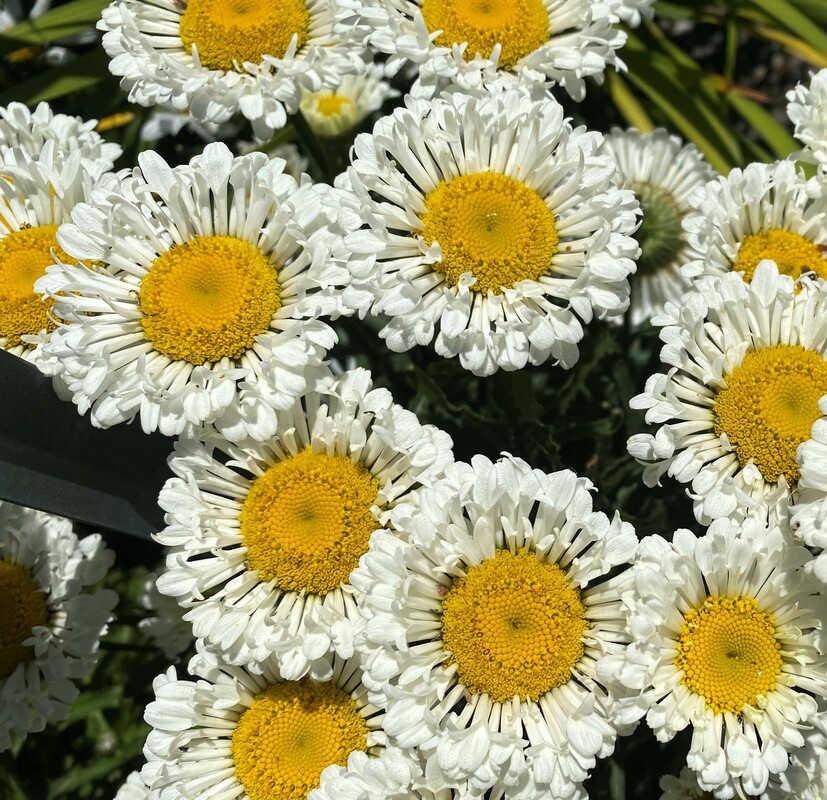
[0,224,74,350]
[421,172,558,295]
[239,448,381,595]
[713,344,827,483]
[420,0,549,70]
[440,549,587,702]
[139,234,281,365]
[232,679,369,800]
[0,560,49,680]
[675,596,782,715]
[735,228,827,283]
[179,0,311,71]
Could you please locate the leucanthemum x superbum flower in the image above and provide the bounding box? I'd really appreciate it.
[339,88,639,377]
[300,62,397,139]
[787,69,827,168]
[114,771,150,800]
[658,767,708,800]
[605,0,655,27]
[0,101,121,167]
[682,159,827,282]
[142,646,414,800]
[0,146,119,362]
[0,501,117,751]
[37,142,359,440]
[628,261,827,523]
[156,369,453,678]
[602,518,827,798]
[99,0,364,137]
[139,574,192,660]
[599,128,715,327]
[335,0,625,100]
[353,454,637,800]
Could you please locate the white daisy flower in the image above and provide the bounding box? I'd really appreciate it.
[114,771,150,800]
[139,574,193,660]
[0,145,119,363]
[603,518,827,798]
[156,369,453,678]
[99,0,364,137]
[682,159,827,282]
[300,62,397,139]
[353,454,637,799]
[141,646,412,800]
[335,0,626,101]
[763,712,827,799]
[628,261,827,524]
[658,767,707,800]
[0,501,117,751]
[338,88,639,377]
[599,128,715,327]
[0,101,121,167]
[787,69,827,168]
[605,0,655,27]
[37,141,359,440]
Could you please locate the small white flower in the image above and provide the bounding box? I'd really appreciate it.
[138,574,193,660]
[787,68,827,168]
[114,771,150,800]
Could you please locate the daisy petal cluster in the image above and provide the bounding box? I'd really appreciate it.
[603,518,827,798]
[138,574,193,660]
[339,88,639,376]
[156,369,453,677]
[36,141,360,440]
[335,0,626,100]
[99,0,364,137]
[0,502,117,750]
[682,159,827,282]
[787,68,827,168]
[114,771,150,800]
[599,127,715,326]
[628,261,827,523]
[353,454,637,799]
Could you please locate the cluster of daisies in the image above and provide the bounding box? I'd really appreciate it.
[3,0,827,796]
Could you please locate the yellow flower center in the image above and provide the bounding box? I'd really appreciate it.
[734,228,827,283]
[179,0,311,71]
[0,224,73,350]
[421,172,558,295]
[232,679,369,800]
[420,0,549,70]
[315,95,353,117]
[440,550,587,702]
[139,234,281,365]
[239,448,381,595]
[675,596,782,715]
[0,560,49,680]
[713,344,827,483]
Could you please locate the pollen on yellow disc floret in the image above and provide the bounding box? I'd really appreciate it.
[139,234,281,365]
[421,172,559,295]
[713,344,827,483]
[440,549,587,702]
[0,560,49,680]
[232,679,369,800]
[735,228,827,282]
[675,596,782,715]
[239,448,381,595]
[179,0,311,71]
[420,0,549,70]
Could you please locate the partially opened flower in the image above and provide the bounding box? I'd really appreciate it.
[628,261,827,523]
[599,128,715,326]
[353,454,637,799]
[604,518,827,798]
[336,0,626,100]
[142,647,415,800]
[156,369,453,677]
[682,159,827,282]
[38,142,358,440]
[787,68,827,168]
[339,88,639,376]
[99,0,364,136]
[0,501,117,750]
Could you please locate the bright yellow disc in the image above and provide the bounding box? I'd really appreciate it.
[676,596,782,715]
[0,560,49,679]
[735,228,827,283]
[239,448,381,595]
[441,549,587,702]
[232,679,369,800]
[421,172,559,295]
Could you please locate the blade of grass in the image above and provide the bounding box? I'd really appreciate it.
[0,0,107,56]
[745,0,827,55]
[606,72,655,132]
[725,92,799,160]
[0,49,109,105]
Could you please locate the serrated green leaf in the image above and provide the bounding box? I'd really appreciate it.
[0,48,109,105]
[0,0,108,56]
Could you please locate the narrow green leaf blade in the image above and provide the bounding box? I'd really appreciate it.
[0,0,107,56]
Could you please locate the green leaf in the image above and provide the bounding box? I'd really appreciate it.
[725,93,799,160]
[59,686,124,728]
[606,72,654,132]
[0,49,110,106]
[745,0,827,55]
[0,0,108,56]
